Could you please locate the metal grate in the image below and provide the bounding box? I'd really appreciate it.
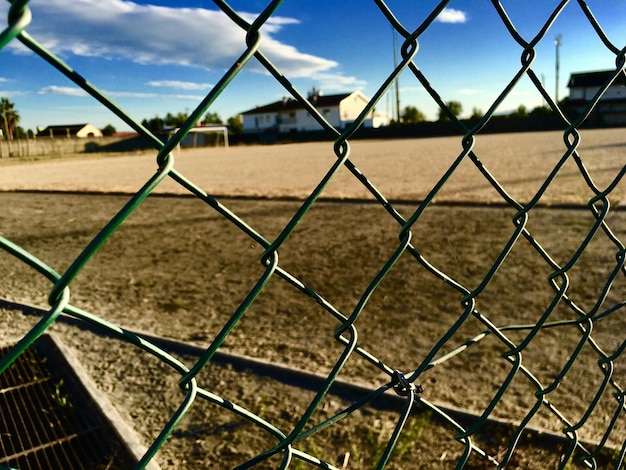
[0,335,138,470]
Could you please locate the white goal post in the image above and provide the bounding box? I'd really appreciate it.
[168,125,229,151]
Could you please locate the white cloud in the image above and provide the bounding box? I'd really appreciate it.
[107,91,204,101]
[14,0,340,78]
[38,85,88,96]
[400,85,426,93]
[436,8,468,24]
[147,80,214,91]
[459,88,479,95]
[312,72,367,92]
[37,85,203,101]
[106,91,158,99]
[0,90,26,98]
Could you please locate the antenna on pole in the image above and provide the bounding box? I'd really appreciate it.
[555,34,562,103]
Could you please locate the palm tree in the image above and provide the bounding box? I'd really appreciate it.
[0,97,19,156]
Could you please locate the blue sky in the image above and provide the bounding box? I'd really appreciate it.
[0,1,625,133]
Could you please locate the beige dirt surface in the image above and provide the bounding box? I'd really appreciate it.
[0,130,625,468]
[0,129,625,205]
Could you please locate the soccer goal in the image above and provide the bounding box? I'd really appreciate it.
[168,124,230,151]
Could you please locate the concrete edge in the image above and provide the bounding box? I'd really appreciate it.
[1,298,619,459]
[2,188,624,211]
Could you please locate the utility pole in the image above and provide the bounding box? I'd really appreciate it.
[555,34,562,103]
[393,28,401,123]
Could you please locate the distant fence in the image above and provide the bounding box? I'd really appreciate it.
[0,2,625,470]
[0,135,126,158]
[0,133,229,157]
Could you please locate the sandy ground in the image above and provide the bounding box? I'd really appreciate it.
[0,130,624,205]
[0,130,625,468]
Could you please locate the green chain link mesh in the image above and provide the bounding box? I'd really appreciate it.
[0,1,625,468]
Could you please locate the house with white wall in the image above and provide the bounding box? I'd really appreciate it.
[567,70,626,124]
[37,123,103,138]
[241,90,389,133]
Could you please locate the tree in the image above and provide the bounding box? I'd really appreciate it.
[0,97,19,156]
[101,124,116,136]
[438,100,462,121]
[470,107,484,121]
[400,105,426,124]
[141,116,164,134]
[530,105,553,116]
[203,111,223,124]
[227,115,243,134]
[165,112,189,127]
[0,97,19,140]
[14,126,27,139]
[141,110,198,134]
[509,104,528,118]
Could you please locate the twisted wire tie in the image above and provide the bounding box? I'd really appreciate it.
[391,370,423,397]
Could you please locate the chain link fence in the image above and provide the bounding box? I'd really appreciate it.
[1,1,625,468]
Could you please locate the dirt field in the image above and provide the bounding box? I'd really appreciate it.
[0,129,625,205]
[0,130,625,468]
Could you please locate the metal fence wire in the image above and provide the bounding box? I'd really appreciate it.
[1,1,625,469]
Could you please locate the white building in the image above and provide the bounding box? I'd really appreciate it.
[567,70,626,125]
[37,123,103,138]
[241,90,389,133]
[568,70,626,101]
